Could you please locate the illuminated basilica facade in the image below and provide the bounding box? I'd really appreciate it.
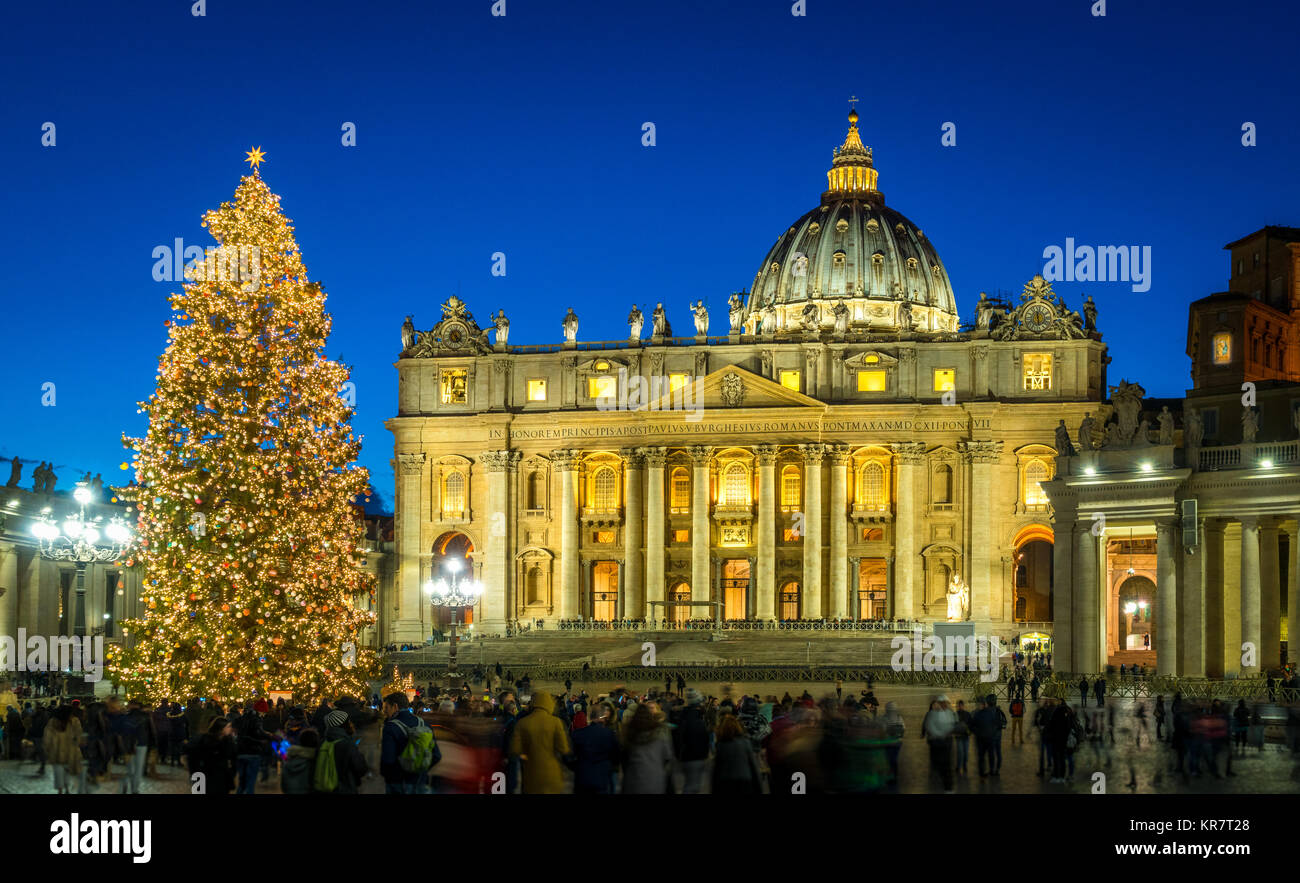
[385,110,1108,645]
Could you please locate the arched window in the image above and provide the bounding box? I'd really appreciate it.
[858,462,885,510]
[933,464,952,504]
[593,466,617,510]
[528,471,546,510]
[781,465,802,509]
[443,472,465,518]
[670,467,691,511]
[1024,460,1050,507]
[722,462,750,506]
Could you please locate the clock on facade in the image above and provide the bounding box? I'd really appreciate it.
[1023,302,1054,333]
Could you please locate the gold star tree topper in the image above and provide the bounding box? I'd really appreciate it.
[244,146,267,170]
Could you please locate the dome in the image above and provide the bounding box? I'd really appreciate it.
[743,110,958,334]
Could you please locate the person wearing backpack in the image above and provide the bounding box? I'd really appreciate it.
[317,709,368,794]
[380,693,439,794]
[281,728,320,794]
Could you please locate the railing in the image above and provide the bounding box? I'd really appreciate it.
[505,335,739,355]
[1198,439,1299,470]
[527,619,930,633]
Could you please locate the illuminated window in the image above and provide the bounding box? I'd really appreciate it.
[443,472,465,518]
[672,529,689,543]
[781,465,801,509]
[1024,460,1050,507]
[527,379,547,402]
[779,370,801,392]
[857,370,887,392]
[669,373,689,392]
[864,354,879,363]
[858,462,885,510]
[1023,354,1052,391]
[592,467,617,509]
[1212,333,1231,365]
[588,375,617,399]
[721,462,750,506]
[440,370,468,404]
[782,527,800,542]
[933,369,955,392]
[670,467,691,512]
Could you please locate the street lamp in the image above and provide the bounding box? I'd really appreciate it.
[30,482,132,637]
[423,557,482,685]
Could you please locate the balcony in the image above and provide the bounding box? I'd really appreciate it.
[1198,440,1298,471]
[580,507,623,527]
[712,502,754,526]
[849,505,892,525]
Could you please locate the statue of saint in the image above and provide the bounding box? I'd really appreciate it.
[1184,408,1203,449]
[1242,407,1259,443]
[692,300,709,336]
[91,474,104,498]
[832,301,850,336]
[760,305,777,335]
[898,300,913,332]
[1083,295,1098,333]
[760,350,773,377]
[628,304,644,340]
[1054,419,1075,457]
[561,308,579,343]
[1157,405,1174,445]
[651,303,671,337]
[976,292,993,330]
[5,456,20,488]
[947,574,968,622]
[45,465,57,494]
[727,293,745,333]
[400,315,416,351]
[1078,414,1095,453]
[31,462,46,493]
[800,301,820,331]
[1108,379,1146,444]
[492,309,509,346]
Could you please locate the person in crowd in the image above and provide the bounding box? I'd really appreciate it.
[509,691,569,794]
[188,717,237,795]
[281,728,320,794]
[952,699,972,775]
[571,701,620,794]
[672,688,711,793]
[233,701,270,794]
[44,705,83,795]
[28,702,49,776]
[712,713,762,794]
[621,701,674,794]
[971,694,1005,777]
[920,695,956,794]
[380,692,439,794]
[1008,694,1025,745]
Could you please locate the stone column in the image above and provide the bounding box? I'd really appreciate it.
[689,446,712,606]
[1239,516,1261,675]
[580,559,593,621]
[891,442,925,620]
[827,444,850,620]
[622,449,644,620]
[1051,513,1074,671]
[0,542,17,647]
[1155,518,1179,676]
[644,448,667,617]
[555,449,581,621]
[755,444,778,620]
[849,556,861,619]
[479,449,519,634]
[1180,517,1205,677]
[1074,523,1099,672]
[394,451,427,642]
[1290,519,1300,669]
[1259,519,1281,672]
[962,440,1002,621]
[799,443,824,619]
[710,555,721,620]
[1203,519,1226,678]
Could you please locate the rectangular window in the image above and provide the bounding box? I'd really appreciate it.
[1201,408,1219,439]
[1023,354,1052,390]
[1212,332,1231,365]
[933,369,955,392]
[668,373,689,392]
[440,370,468,404]
[857,370,887,392]
[782,527,800,542]
[588,375,617,400]
[779,370,801,392]
[527,379,547,402]
[672,529,689,543]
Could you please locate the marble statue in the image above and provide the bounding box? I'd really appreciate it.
[44,464,57,494]
[832,301,850,336]
[760,304,777,335]
[1109,379,1146,445]
[946,573,969,622]
[492,309,509,345]
[5,456,20,488]
[1078,415,1096,452]
[692,300,709,336]
[628,305,644,340]
[1184,408,1203,449]
[1242,407,1259,443]
[1083,295,1097,333]
[401,315,416,351]
[562,308,579,343]
[1135,418,1151,446]
[1157,406,1174,445]
[652,303,671,337]
[760,350,773,377]
[800,301,820,331]
[727,293,745,333]
[1104,422,1123,448]
[1054,419,1075,457]
[976,292,993,330]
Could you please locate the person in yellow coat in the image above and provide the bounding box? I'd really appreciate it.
[508,692,571,794]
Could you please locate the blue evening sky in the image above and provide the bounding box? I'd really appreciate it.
[3,0,1297,510]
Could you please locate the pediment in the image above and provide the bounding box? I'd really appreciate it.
[843,350,900,369]
[646,365,825,411]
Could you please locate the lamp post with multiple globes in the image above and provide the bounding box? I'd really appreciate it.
[29,481,132,638]
[424,557,481,685]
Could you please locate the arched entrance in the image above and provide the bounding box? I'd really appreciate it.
[430,531,475,629]
[1012,525,1054,622]
[1104,535,1157,666]
[591,561,618,621]
[668,581,691,626]
[1117,575,1155,651]
[779,580,801,620]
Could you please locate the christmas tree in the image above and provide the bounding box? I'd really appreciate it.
[112,151,378,703]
